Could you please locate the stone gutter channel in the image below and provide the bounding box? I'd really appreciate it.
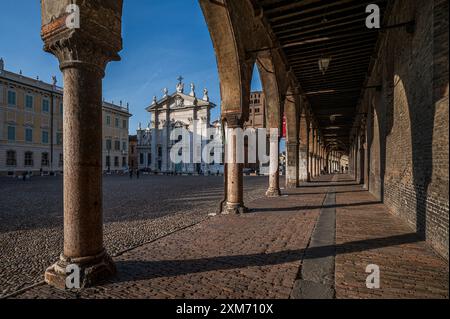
[290,177,338,299]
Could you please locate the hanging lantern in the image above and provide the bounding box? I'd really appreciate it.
[318,56,331,75]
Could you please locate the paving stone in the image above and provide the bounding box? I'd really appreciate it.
[3,174,448,299]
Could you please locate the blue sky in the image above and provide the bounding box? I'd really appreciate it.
[0,0,262,133]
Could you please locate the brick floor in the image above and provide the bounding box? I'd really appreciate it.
[11,175,449,299]
[334,175,449,299]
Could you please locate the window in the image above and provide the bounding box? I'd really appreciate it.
[60,102,63,114]
[26,95,33,109]
[42,99,50,113]
[122,141,127,151]
[7,126,15,141]
[106,116,111,126]
[115,118,119,128]
[25,128,33,143]
[59,153,63,167]
[158,146,162,157]
[123,120,127,129]
[114,140,120,151]
[106,156,111,169]
[42,131,49,144]
[140,153,144,165]
[7,90,16,106]
[41,152,49,166]
[114,156,119,167]
[24,152,33,166]
[106,139,112,150]
[147,153,151,166]
[122,157,127,167]
[6,150,16,166]
[56,132,63,145]
[131,146,135,154]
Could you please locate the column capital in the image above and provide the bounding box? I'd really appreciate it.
[223,113,245,128]
[41,0,123,74]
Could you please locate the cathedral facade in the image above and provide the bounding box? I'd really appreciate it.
[137,78,223,175]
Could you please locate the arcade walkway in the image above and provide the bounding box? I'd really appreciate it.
[11,175,448,299]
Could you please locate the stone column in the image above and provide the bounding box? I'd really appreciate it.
[286,142,299,188]
[363,129,369,188]
[314,134,320,177]
[151,111,158,171]
[41,0,123,289]
[354,145,357,176]
[333,151,336,173]
[309,153,313,179]
[359,133,365,185]
[162,112,170,173]
[298,139,308,182]
[223,115,247,214]
[266,134,281,197]
[332,151,336,173]
[319,145,323,175]
[328,155,332,174]
[335,152,339,172]
[310,128,316,178]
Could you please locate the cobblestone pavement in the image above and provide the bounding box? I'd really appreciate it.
[0,175,269,297]
[12,176,333,299]
[4,174,449,299]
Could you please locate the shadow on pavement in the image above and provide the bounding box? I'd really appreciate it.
[109,233,420,283]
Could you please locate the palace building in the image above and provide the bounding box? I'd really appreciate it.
[0,58,132,176]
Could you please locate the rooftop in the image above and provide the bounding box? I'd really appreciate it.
[0,57,131,115]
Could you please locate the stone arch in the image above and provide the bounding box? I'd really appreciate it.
[255,52,285,130]
[199,0,255,119]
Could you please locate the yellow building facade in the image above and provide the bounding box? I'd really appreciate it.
[0,59,131,176]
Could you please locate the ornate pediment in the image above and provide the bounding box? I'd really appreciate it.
[174,95,184,108]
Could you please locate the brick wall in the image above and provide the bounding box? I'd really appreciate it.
[365,0,449,259]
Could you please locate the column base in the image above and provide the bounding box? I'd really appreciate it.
[222,202,248,215]
[286,181,299,189]
[266,187,281,197]
[44,250,116,290]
